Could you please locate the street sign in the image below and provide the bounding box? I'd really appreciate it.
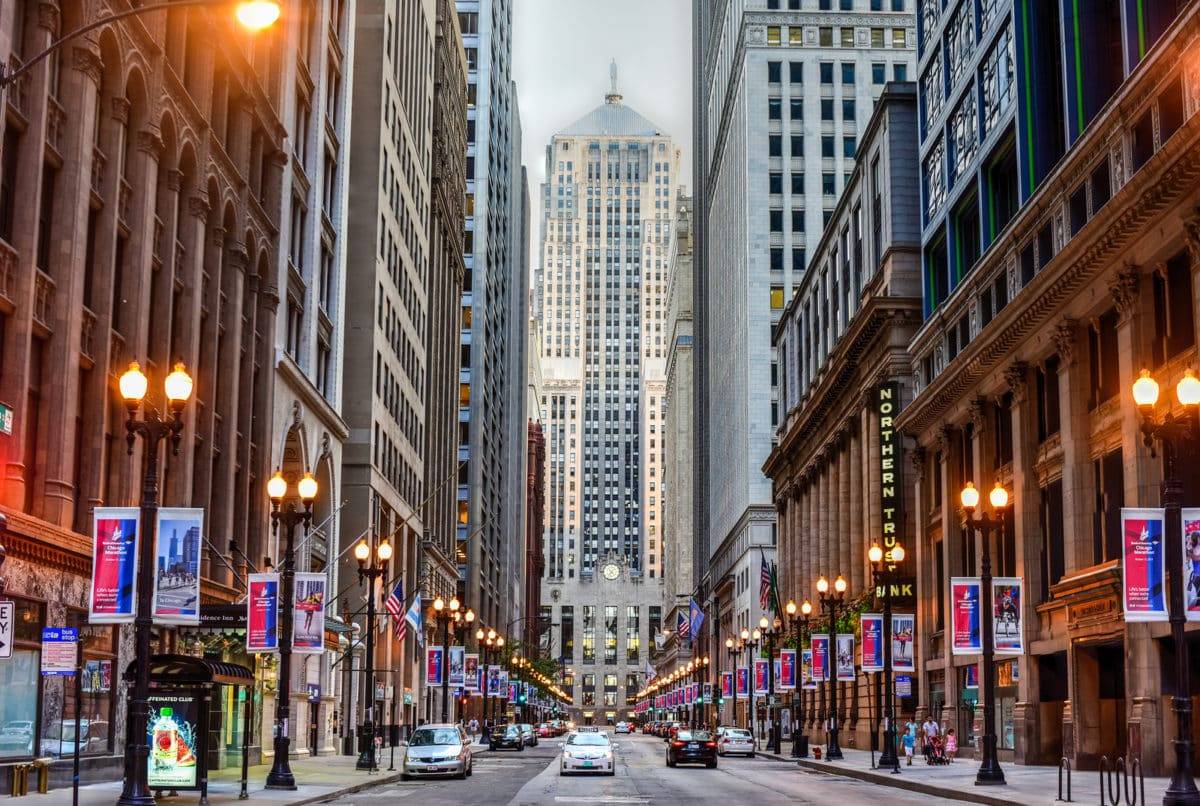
[0,403,14,436]
[0,601,13,659]
[41,627,78,676]
[895,674,912,697]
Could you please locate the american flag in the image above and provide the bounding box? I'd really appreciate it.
[385,580,405,642]
[758,553,772,611]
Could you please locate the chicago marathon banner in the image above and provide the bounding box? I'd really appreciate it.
[292,572,327,653]
[426,647,444,686]
[801,648,817,690]
[464,654,479,691]
[1183,509,1200,621]
[90,507,140,624]
[721,671,733,698]
[152,508,203,625]
[951,577,982,655]
[992,576,1024,654]
[861,613,884,672]
[779,648,796,690]
[736,666,749,696]
[754,658,768,695]
[892,614,915,672]
[245,573,280,652]
[449,646,465,686]
[1122,508,1168,622]
[835,634,856,682]
[811,634,829,682]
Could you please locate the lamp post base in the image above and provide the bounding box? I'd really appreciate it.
[265,736,296,790]
[116,793,156,806]
[878,727,899,771]
[826,729,843,761]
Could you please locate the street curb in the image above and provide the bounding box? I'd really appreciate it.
[294,771,405,805]
[766,755,1028,806]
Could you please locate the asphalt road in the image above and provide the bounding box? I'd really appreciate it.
[322,732,974,805]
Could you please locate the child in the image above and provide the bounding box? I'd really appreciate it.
[902,726,916,765]
[944,728,957,761]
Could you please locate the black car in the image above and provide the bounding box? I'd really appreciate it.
[666,729,717,768]
[488,723,525,751]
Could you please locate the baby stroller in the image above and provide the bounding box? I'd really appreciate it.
[926,734,950,765]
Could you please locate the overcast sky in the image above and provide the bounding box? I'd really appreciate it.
[512,1,694,240]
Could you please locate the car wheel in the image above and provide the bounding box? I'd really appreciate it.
[455,767,467,780]
[606,769,616,776]
[747,752,755,758]
[707,761,717,769]
[517,743,524,752]
[489,744,496,751]
[466,761,473,777]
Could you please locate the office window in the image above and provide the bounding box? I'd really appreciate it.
[790,99,803,120]
[823,173,836,195]
[791,209,805,232]
[820,62,834,84]
[790,135,804,157]
[768,61,782,83]
[769,134,783,157]
[789,62,803,83]
[821,99,834,120]
[1151,252,1196,367]
[841,63,855,84]
[767,26,781,45]
[844,136,857,158]
[1093,449,1124,564]
[604,606,617,664]
[790,173,804,194]
[892,28,907,47]
[1035,358,1061,443]
[821,135,835,158]
[871,28,885,47]
[894,64,908,81]
[843,99,857,120]
[771,286,785,309]
[1087,308,1120,410]
[560,606,574,658]
[771,248,784,271]
[872,63,886,84]
[793,248,807,271]
[769,172,783,194]
[768,98,782,120]
[819,27,833,47]
[582,605,595,663]
[841,27,855,47]
[770,209,784,232]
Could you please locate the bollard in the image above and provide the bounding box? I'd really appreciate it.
[33,758,51,794]
[10,763,30,797]
[1057,757,1071,802]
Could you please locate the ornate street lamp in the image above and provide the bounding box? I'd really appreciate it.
[816,574,847,760]
[784,599,813,756]
[740,627,761,745]
[435,598,473,722]
[353,533,392,772]
[960,480,1011,786]
[759,614,785,753]
[869,541,905,773]
[116,362,192,806]
[1132,368,1200,806]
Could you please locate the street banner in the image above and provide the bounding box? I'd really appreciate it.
[292,572,326,653]
[1186,509,1200,621]
[779,649,796,690]
[774,658,781,689]
[992,576,1024,654]
[754,658,768,695]
[861,613,884,672]
[892,614,915,672]
[152,508,203,625]
[951,577,982,655]
[811,634,829,682]
[508,683,517,703]
[721,671,733,698]
[1122,507,1168,621]
[702,682,712,704]
[965,663,978,689]
[426,647,444,686]
[486,665,501,696]
[449,646,465,686]
[836,634,855,681]
[498,670,509,694]
[464,654,479,691]
[245,573,279,652]
[90,507,140,624]
[801,648,817,690]
[736,666,749,696]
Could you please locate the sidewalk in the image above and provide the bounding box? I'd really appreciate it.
[755,741,1167,806]
[1,754,408,806]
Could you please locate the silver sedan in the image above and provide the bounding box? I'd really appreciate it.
[560,730,616,776]
[401,724,473,780]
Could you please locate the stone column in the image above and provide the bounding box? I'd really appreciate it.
[1054,319,1094,574]
[848,416,864,596]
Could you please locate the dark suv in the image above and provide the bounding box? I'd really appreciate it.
[488,723,525,751]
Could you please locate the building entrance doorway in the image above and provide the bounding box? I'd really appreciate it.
[1073,641,1126,770]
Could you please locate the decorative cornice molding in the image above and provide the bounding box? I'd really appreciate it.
[1004,361,1029,404]
[1108,263,1140,322]
[72,46,102,85]
[1053,319,1077,367]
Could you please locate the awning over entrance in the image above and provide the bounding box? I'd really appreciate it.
[122,653,255,687]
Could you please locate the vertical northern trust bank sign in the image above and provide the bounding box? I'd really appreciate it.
[877,383,913,602]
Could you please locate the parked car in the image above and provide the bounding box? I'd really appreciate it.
[716,727,754,757]
[488,723,525,751]
[666,729,718,768]
[537,723,554,738]
[642,722,655,735]
[519,723,539,747]
[614,721,632,734]
[40,719,110,758]
[664,722,684,741]
[401,724,472,781]
[560,730,616,776]
[0,721,33,756]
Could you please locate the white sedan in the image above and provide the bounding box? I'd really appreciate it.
[716,727,755,757]
[560,730,616,775]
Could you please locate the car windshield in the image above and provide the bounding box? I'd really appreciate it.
[409,728,460,746]
[505,726,520,735]
[677,731,712,741]
[566,733,610,746]
[727,729,751,738]
[521,724,534,731]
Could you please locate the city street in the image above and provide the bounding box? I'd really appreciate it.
[324,733,972,805]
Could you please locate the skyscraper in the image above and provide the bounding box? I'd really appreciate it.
[537,69,675,722]
[456,0,529,632]
[693,0,916,641]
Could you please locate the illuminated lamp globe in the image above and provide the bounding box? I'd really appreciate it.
[1178,369,1200,407]
[267,471,288,502]
[960,481,980,510]
[353,539,370,563]
[752,629,762,641]
[487,629,497,641]
[376,540,393,561]
[816,576,829,594]
[119,362,149,404]
[164,362,194,404]
[235,1,282,31]
[476,628,485,641]
[297,472,318,502]
[1132,369,1160,408]
[740,628,750,641]
[465,609,476,623]
[891,544,906,563]
[868,543,883,564]
[785,600,797,616]
[496,637,505,647]
[449,597,460,612]
[834,576,847,594]
[433,597,445,612]
[990,482,1009,510]
[800,600,813,616]
[725,637,733,649]
[759,616,769,630]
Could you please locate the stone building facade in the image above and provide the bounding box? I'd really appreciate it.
[0,0,296,782]
[763,83,922,744]
[899,0,1200,774]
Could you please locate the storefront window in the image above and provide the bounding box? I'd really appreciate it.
[995,660,1017,750]
[958,665,978,748]
[0,598,44,759]
[41,611,117,759]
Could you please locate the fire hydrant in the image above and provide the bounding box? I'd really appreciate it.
[813,746,822,760]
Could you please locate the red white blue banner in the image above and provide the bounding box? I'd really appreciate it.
[861,613,884,672]
[1185,509,1200,622]
[992,576,1024,654]
[801,648,817,690]
[721,671,733,698]
[464,654,479,691]
[836,634,856,681]
[736,666,749,696]
[951,577,982,655]
[246,573,279,652]
[1122,508,1168,622]
[449,646,465,685]
[811,634,829,681]
[779,649,796,690]
[152,508,203,625]
[892,614,915,672]
[90,508,140,624]
[292,572,326,654]
[426,647,444,686]
[754,658,768,695]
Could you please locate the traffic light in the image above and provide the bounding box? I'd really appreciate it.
[518,692,527,704]
[717,696,725,706]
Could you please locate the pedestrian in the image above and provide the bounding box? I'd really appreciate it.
[902,726,915,765]
[944,728,957,761]
[921,716,940,762]
[469,717,479,738]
